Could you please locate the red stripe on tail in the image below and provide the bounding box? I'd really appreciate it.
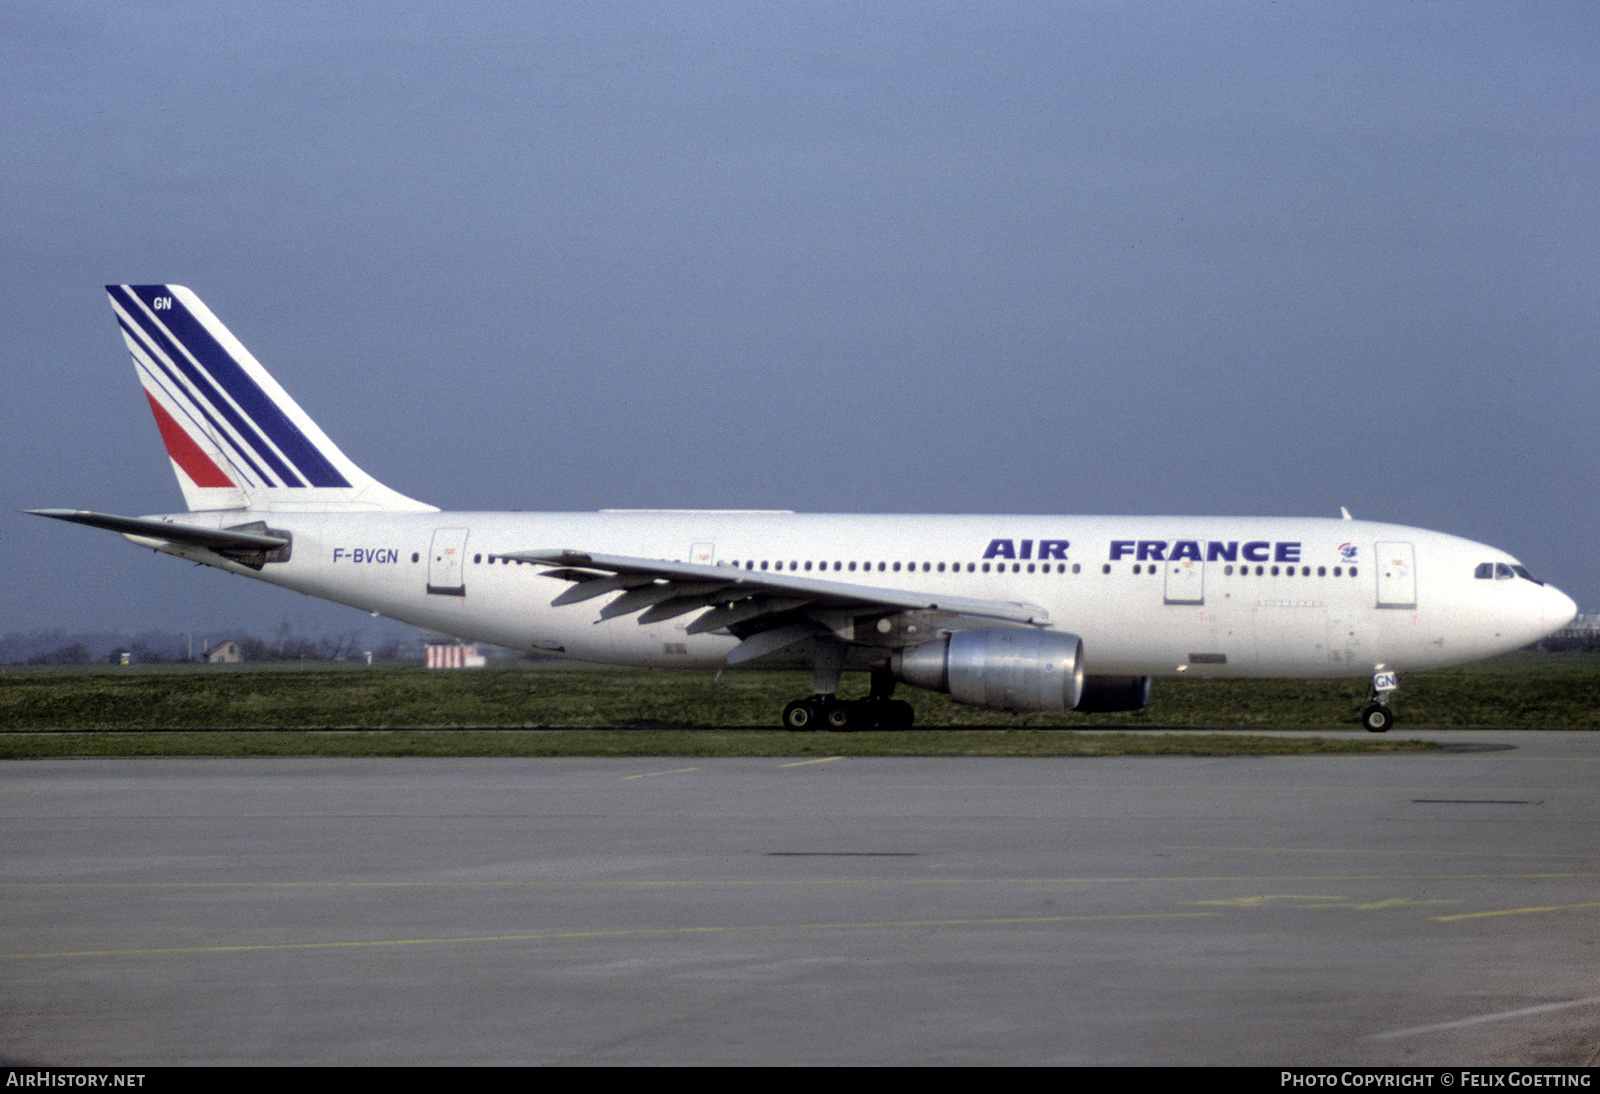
[143,392,235,488]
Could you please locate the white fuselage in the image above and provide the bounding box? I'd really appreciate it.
[136,510,1578,679]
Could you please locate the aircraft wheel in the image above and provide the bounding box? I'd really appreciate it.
[782,700,818,731]
[1361,704,1394,733]
[822,702,855,731]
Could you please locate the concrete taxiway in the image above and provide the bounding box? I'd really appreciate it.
[2,730,1598,1065]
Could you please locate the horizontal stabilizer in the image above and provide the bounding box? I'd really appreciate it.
[26,509,288,553]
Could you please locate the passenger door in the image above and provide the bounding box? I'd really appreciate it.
[1164,558,1204,605]
[1375,541,1416,609]
[427,528,470,596]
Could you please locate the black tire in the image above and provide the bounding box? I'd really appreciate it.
[782,700,816,730]
[1361,704,1394,733]
[823,702,854,731]
[879,700,915,730]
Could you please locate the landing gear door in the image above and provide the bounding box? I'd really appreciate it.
[1375,541,1416,609]
[427,528,469,596]
[1164,558,1204,605]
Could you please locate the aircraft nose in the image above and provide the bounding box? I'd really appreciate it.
[1544,585,1579,633]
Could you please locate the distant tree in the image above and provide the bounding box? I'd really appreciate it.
[28,643,91,665]
[376,638,414,662]
[317,631,361,661]
[237,636,271,662]
[130,640,172,664]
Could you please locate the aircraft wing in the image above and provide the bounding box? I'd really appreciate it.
[27,510,289,557]
[505,549,1050,664]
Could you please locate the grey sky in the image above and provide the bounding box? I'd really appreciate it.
[3,2,1596,636]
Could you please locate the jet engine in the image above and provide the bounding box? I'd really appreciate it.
[890,629,1084,712]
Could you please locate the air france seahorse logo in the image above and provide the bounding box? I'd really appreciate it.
[1338,543,1358,561]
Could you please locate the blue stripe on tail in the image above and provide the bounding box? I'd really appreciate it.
[119,285,351,489]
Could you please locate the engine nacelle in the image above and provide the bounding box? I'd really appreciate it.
[891,629,1084,712]
[1075,675,1152,713]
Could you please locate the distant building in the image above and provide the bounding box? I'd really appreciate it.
[1530,612,1599,652]
[1551,613,1600,638]
[425,643,486,669]
[203,640,243,664]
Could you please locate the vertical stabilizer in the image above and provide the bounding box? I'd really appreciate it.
[106,285,436,513]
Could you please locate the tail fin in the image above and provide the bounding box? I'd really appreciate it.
[106,285,435,513]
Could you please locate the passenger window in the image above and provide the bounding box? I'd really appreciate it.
[1072,563,1080,574]
[982,563,991,573]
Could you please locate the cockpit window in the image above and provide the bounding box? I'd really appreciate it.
[1478,561,1543,584]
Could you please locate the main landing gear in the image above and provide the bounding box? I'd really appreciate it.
[1360,670,1399,733]
[782,696,914,731]
[780,660,914,731]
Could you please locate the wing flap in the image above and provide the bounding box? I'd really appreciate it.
[505,549,1051,641]
[726,622,827,666]
[685,596,812,635]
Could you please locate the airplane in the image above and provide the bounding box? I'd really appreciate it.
[29,285,1579,732]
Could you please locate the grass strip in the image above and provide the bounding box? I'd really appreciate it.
[2,653,1596,733]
